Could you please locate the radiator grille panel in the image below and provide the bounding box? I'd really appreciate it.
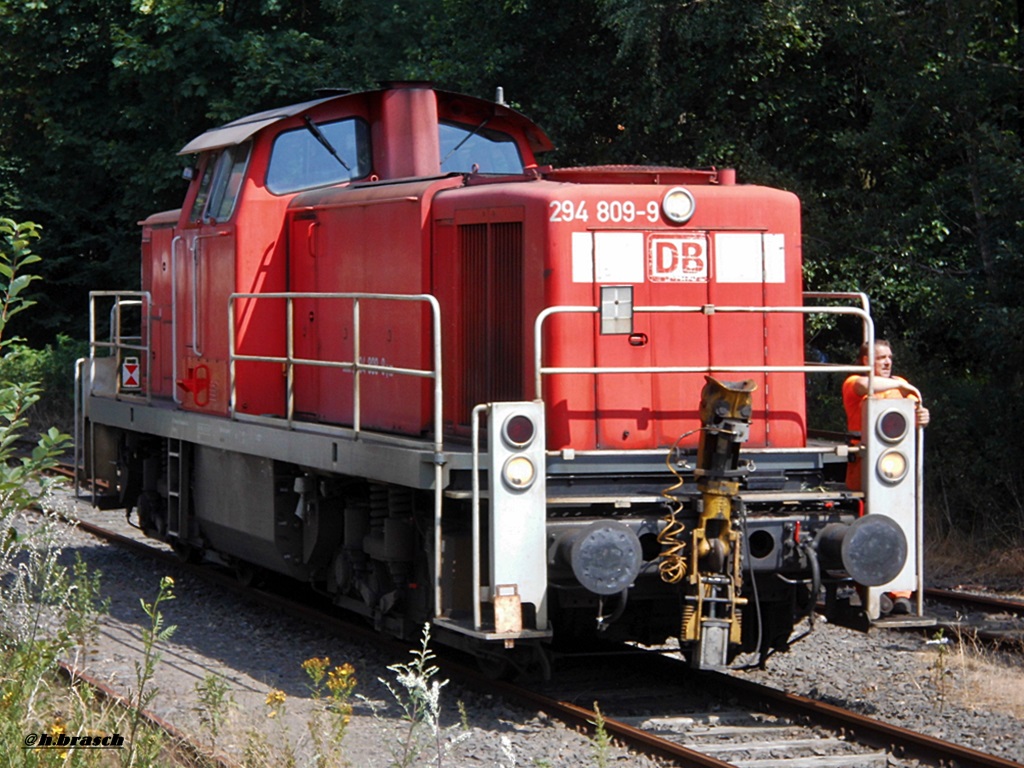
[461,221,524,417]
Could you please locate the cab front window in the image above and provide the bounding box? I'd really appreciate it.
[439,121,523,174]
[266,118,370,194]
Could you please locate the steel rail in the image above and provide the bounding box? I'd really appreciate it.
[461,674,740,768]
[925,587,1024,618]
[712,671,1024,768]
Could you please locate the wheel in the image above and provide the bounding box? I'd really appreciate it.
[171,539,203,564]
[234,560,264,587]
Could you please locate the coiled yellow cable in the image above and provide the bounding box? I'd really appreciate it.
[657,431,700,584]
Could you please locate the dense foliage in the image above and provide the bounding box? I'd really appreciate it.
[1,0,1021,541]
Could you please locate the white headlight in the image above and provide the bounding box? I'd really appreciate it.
[662,187,696,224]
[877,450,909,483]
[503,456,536,490]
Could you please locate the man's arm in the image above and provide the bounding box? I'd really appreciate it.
[850,375,919,398]
[851,375,930,427]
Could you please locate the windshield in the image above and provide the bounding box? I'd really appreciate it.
[439,121,523,174]
[266,118,370,194]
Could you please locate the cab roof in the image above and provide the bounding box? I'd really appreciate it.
[178,85,554,156]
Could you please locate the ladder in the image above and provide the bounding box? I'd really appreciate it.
[166,438,190,539]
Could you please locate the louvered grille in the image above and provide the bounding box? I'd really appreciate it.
[460,221,524,418]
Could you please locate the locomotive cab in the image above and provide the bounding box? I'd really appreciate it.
[77,83,930,675]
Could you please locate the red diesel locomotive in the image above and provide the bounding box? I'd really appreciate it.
[76,83,929,672]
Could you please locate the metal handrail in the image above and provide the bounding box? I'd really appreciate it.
[533,294,877,399]
[226,291,443,447]
[470,403,488,631]
[87,290,152,399]
[78,291,152,501]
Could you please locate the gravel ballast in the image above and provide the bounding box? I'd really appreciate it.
[38,491,1024,767]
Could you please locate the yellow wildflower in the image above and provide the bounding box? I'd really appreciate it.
[264,688,286,717]
[326,663,357,697]
[301,656,331,685]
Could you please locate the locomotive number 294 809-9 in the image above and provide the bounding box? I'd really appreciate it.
[549,199,662,224]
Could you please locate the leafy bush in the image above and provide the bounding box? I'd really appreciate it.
[0,335,88,433]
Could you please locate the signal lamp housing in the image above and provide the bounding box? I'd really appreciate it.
[485,402,548,634]
[860,397,920,613]
[503,455,537,490]
[662,187,696,224]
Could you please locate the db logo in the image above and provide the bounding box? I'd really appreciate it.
[648,235,708,282]
[121,357,141,390]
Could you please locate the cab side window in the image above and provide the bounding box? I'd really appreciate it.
[266,118,370,194]
[190,142,252,224]
[188,162,214,223]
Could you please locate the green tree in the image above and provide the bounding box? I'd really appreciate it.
[0,0,438,343]
[2,0,1022,540]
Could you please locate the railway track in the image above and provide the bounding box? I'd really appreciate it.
[54,494,1022,768]
[526,645,1024,768]
[525,652,893,768]
[924,587,1024,648]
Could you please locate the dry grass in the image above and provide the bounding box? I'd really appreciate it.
[931,638,1024,719]
[958,656,1024,719]
[920,537,1024,717]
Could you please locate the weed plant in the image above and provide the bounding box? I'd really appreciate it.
[125,577,177,767]
[362,623,471,768]
[302,656,357,768]
[588,703,612,768]
[0,219,172,767]
[927,629,951,712]
[193,672,234,748]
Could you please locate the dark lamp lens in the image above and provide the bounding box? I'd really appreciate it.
[504,414,535,446]
[879,410,909,441]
